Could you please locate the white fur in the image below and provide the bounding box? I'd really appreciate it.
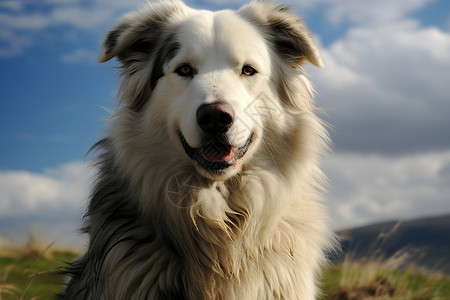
[63,1,335,299]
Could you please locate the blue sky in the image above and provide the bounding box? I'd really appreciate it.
[1,0,450,247]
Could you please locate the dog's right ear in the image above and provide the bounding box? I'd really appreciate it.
[98,1,189,63]
[98,1,191,110]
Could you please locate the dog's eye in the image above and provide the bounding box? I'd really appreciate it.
[175,63,195,78]
[241,65,257,76]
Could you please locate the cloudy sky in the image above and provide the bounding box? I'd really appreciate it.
[1,0,449,247]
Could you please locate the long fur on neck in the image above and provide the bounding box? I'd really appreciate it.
[63,108,334,299]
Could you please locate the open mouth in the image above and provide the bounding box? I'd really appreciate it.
[178,130,253,173]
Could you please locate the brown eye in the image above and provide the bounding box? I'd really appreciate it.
[175,63,195,78]
[242,65,257,76]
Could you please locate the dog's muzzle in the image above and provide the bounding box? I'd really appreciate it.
[178,102,253,173]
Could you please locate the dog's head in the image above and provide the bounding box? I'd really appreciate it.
[100,0,323,181]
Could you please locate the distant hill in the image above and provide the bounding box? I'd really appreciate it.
[334,214,450,275]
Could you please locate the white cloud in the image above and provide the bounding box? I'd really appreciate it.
[49,6,115,29]
[306,8,450,224]
[0,0,23,11]
[309,17,450,154]
[323,150,450,230]
[61,48,97,64]
[0,162,93,217]
[0,162,94,247]
[298,0,450,227]
[0,28,32,57]
[0,12,50,30]
[286,0,433,27]
[0,6,117,31]
[0,1,23,12]
[324,0,433,26]
[0,0,142,58]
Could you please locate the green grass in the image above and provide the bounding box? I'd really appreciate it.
[0,243,449,299]
[0,247,79,300]
[320,262,450,300]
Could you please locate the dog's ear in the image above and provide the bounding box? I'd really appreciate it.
[98,21,131,63]
[98,1,189,110]
[239,1,323,68]
[98,1,189,63]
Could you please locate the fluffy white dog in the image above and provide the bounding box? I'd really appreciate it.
[62,1,335,299]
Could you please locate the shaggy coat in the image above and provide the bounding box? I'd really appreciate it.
[62,1,335,299]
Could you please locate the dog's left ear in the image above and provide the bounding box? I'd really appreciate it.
[239,1,323,68]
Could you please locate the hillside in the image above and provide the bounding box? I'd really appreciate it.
[336,214,450,275]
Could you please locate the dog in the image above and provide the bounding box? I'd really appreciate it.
[62,1,335,299]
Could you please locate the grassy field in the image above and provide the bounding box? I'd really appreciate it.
[0,241,79,300]
[320,262,450,300]
[1,243,449,299]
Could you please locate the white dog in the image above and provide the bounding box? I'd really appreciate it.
[62,1,335,299]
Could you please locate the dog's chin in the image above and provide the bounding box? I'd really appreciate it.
[178,130,253,180]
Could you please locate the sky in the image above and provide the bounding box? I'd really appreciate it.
[1,0,450,247]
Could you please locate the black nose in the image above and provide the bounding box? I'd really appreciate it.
[196,102,234,136]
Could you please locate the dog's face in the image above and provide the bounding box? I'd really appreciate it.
[155,11,274,180]
[99,1,323,181]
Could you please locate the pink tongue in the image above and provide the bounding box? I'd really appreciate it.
[202,146,233,162]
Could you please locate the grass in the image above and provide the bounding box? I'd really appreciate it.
[320,244,450,300]
[319,221,450,300]
[0,238,80,300]
[0,238,449,299]
[320,262,450,300]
